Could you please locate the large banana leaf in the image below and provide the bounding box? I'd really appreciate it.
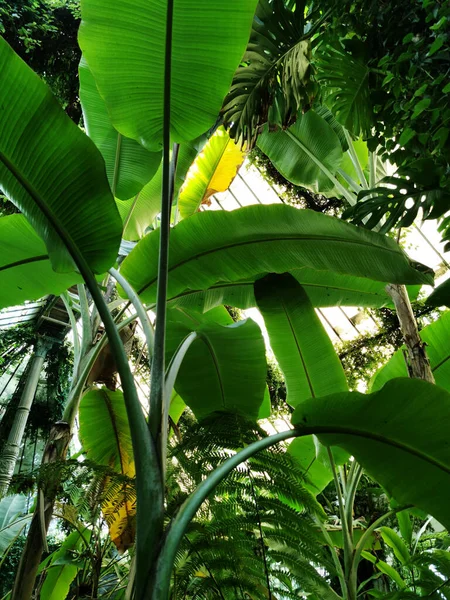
[292,378,450,528]
[119,204,433,305]
[0,495,30,558]
[79,58,161,200]
[257,111,343,194]
[0,37,121,273]
[371,310,450,392]
[79,0,258,150]
[255,274,348,407]
[165,315,267,421]
[79,389,135,553]
[178,127,245,219]
[117,139,204,241]
[255,274,348,495]
[0,215,82,310]
[166,270,421,313]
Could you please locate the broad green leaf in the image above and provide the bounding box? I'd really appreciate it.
[0,215,82,310]
[179,127,245,219]
[0,37,122,273]
[165,317,267,421]
[119,205,433,305]
[167,270,421,313]
[79,57,161,200]
[79,0,258,150]
[0,495,30,557]
[40,529,92,600]
[79,389,135,553]
[257,111,343,193]
[380,527,411,565]
[117,139,204,241]
[292,378,450,528]
[371,310,450,392]
[255,274,348,494]
[169,391,186,424]
[255,274,348,408]
[288,436,347,496]
[361,551,407,589]
[428,278,450,308]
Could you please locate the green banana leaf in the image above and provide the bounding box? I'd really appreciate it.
[0,215,82,310]
[255,273,348,495]
[0,495,31,558]
[0,37,122,274]
[119,204,433,305]
[255,274,348,407]
[79,57,161,200]
[165,313,267,421]
[257,110,343,194]
[370,310,450,392]
[292,378,450,529]
[79,0,258,150]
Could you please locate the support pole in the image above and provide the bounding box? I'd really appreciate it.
[0,337,53,497]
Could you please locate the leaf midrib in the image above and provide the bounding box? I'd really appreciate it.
[0,255,48,273]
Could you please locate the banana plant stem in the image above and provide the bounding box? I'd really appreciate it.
[109,267,154,366]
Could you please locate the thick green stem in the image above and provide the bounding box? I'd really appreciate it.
[348,506,411,596]
[109,267,154,366]
[327,448,353,591]
[61,292,81,378]
[315,517,347,600]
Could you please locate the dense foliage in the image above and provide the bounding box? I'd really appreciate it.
[1,1,450,599]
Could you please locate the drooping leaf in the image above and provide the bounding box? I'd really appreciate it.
[371,310,450,392]
[222,0,313,148]
[79,57,161,200]
[361,551,407,589]
[79,389,135,553]
[0,215,82,310]
[178,127,245,219]
[316,40,373,138]
[345,159,450,236]
[165,315,267,421]
[292,378,450,528]
[0,495,30,558]
[117,138,205,241]
[255,273,348,494]
[257,111,343,194]
[79,0,258,150]
[255,274,348,408]
[119,204,433,305]
[0,37,122,273]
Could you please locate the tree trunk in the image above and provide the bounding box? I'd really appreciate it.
[0,337,52,497]
[11,421,71,600]
[385,284,435,383]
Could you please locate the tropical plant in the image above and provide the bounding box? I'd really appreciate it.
[1,1,450,600]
